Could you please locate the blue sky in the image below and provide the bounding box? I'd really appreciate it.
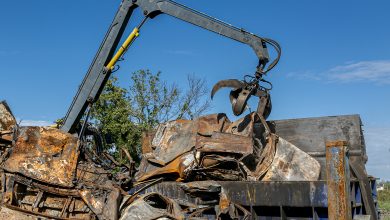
[1,0,389,180]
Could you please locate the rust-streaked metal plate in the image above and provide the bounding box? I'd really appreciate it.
[196,132,253,155]
[3,127,79,187]
[136,152,196,182]
[262,137,321,181]
[150,119,196,165]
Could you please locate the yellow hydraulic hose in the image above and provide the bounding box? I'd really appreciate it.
[106,27,139,71]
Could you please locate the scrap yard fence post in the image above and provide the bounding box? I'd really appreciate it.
[326,141,352,220]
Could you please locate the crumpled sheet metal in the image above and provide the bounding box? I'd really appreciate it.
[80,187,122,220]
[262,136,321,181]
[224,113,257,137]
[217,189,251,220]
[150,119,197,166]
[0,101,131,220]
[187,199,251,220]
[120,192,184,220]
[179,181,251,219]
[0,101,16,132]
[141,114,232,160]
[136,151,196,182]
[0,101,16,144]
[197,113,231,136]
[196,154,246,181]
[1,148,125,220]
[3,126,80,187]
[136,112,321,183]
[136,113,256,183]
[180,181,221,203]
[196,132,253,155]
[242,133,277,181]
[136,114,232,182]
[180,181,221,194]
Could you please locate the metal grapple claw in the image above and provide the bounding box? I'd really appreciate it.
[211,79,245,100]
[211,78,272,118]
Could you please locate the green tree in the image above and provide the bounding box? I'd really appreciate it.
[91,76,140,161]
[91,70,210,162]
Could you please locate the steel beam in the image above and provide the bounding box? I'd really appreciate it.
[326,141,352,220]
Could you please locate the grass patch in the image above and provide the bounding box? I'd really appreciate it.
[381,201,390,211]
[379,183,390,219]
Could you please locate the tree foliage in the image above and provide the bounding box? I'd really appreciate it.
[91,69,210,162]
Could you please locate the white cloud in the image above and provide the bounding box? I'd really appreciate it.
[327,60,390,84]
[287,60,390,84]
[19,120,52,127]
[364,126,390,181]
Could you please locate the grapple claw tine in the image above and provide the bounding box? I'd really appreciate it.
[211,79,245,99]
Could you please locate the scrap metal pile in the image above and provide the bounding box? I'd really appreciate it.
[0,100,322,219]
[136,113,320,182]
[0,101,129,219]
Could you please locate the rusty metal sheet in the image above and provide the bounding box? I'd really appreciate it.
[141,130,156,154]
[244,133,277,180]
[80,187,122,220]
[135,152,196,182]
[137,113,262,182]
[218,189,251,219]
[267,114,368,180]
[0,206,39,220]
[196,132,253,155]
[262,136,321,181]
[224,112,258,137]
[175,182,251,219]
[0,101,16,145]
[150,119,197,165]
[180,181,221,196]
[0,101,16,132]
[195,155,246,181]
[197,113,231,136]
[3,127,79,187]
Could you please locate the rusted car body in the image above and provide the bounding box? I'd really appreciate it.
[0,101,124,219]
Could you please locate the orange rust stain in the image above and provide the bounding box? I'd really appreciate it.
[326,142,351,220]
[3,127,79,187]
